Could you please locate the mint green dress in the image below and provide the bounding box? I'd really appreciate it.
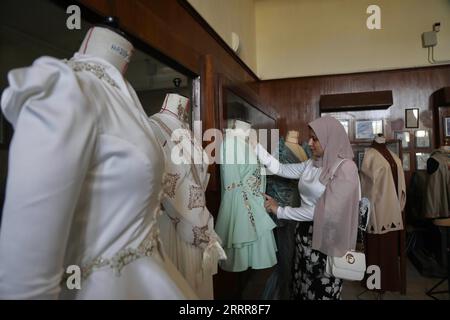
[215,134,277,272]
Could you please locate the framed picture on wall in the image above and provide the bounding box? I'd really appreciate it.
[355,119,383,140]
[394,131,410,149]
[445,117,450,137]
[416,152,431,170]
[405,108,419,128]
[415,130,430,148]
[339,119,349,135]
[402,152,410,171]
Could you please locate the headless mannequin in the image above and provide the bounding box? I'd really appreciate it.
[79,26,133,74]
[285,130,299,144]
[226,118,274,299]
[285,130,308,162]
[160,93,190,125]
[374,134,386,144]
[151,93,226,299]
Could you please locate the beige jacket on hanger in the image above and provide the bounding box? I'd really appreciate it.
[360,148,406,234]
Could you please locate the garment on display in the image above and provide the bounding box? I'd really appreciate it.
[284,131,308,162]
[262,136,304,300]
[424,147,450,219]
[215,120,277,272]
[0,26,197,299]
[361,138,406,234]
[360,136,406,292]
[149,93,226,299]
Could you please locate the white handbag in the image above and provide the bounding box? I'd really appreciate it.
[325,250,366,281]
[324,159,370,281]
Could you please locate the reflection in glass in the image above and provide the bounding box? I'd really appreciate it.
[394,131,410,149]
[339,120,349,135]
[416,152,430,170]
[415,130,430,148]
[355,120,383,140]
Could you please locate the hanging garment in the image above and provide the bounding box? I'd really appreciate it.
[215,131,277,272]
[262,138,302,300]
[424,149,450,218]
[149,112,226,299]
[0,54,197,299]
[360,146,406,234]
[361,143,406,292]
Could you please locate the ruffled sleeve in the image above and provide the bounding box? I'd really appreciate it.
[0,57,98,299]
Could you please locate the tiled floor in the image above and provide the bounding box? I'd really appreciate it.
[341,259,449,300]
[215,258,449,300]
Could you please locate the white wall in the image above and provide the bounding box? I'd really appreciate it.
[187,0,257,72]
[255,0,450,79]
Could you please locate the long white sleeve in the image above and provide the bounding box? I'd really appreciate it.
[0,57,97,299]
[277,205,314,221]
[255,144,307,179]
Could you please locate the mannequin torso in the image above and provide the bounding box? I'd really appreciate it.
[149,93,226,299]
[0,27,199,299]
[285,130,308,162]
[79,26,133,74]
[160,93,190,125]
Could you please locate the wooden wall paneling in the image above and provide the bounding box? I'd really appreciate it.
[260,65,450,159]
[77,0,114,16]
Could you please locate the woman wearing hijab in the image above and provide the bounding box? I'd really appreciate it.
[254,116,360,300]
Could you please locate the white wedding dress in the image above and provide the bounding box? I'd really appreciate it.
[0,53,197,299]
[150,111,226,299]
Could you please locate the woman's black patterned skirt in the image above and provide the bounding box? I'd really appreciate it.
[292,222,343,300]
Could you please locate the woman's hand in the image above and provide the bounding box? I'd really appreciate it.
[263,193,279,215]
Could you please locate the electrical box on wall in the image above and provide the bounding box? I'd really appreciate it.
[422,31,437,48]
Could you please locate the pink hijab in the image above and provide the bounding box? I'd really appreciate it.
[309,116,354,183]
[309,116,360,257]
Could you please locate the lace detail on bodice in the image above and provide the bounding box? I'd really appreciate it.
[80,226,160,279]
[64,186,166,281]
[65,59,119,89]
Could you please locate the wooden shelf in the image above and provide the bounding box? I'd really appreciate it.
[320,90,393,112]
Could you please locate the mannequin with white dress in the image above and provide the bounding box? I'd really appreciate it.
[0,25,196,299]
[149,93,226,299]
